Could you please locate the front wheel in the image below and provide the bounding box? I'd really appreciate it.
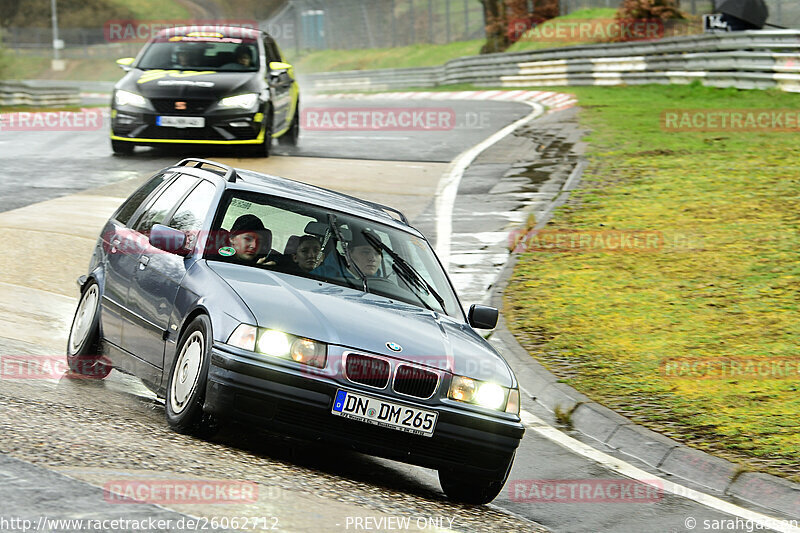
[165,315,217,436]
[111,139,134,155]
[278,105,299,146]
[438,452,515,505]
[247,108,273,158]
[66,281,111,379]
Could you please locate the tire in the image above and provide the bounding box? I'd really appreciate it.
[165,315,217,437]
[438,452,515,505]
[248,108,273,158]
[278,105,299,147]
[66,281,112,379]
[111,139,134,155]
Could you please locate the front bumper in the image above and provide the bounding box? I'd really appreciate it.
[206,345,525,479]
[110,106,266,145]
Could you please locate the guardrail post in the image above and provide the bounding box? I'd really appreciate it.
[428,0,434,43]
[446,0,451,43]
[464,0,469,40]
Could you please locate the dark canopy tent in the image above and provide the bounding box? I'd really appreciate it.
[716,0,770,30]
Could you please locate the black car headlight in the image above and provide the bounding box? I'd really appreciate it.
[114,90,149,109]
[227,324,327,368]
[219,93,259,110]
[448,375,520,414]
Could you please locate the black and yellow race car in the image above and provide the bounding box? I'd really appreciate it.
[110,26,299,157]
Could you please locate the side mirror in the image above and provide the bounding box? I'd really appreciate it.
[268,61,293,82]
[149,224,189,256]
[468,305,498,330]
[116,57,135,71]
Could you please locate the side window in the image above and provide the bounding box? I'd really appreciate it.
[168,180,216,232]
[263,38,281,64]
[114,172,173,226]
[134,174,198,234]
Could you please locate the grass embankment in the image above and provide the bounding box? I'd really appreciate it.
[289,40,484,73]
[291,8,615,73]
[504,83,800,481]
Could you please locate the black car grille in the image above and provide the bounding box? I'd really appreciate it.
[151,98,215,114]
[345,354,390,388]
[393,364,438,399]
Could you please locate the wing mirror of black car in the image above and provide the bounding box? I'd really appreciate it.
[268,61,292,84]
[116,57,135,71]
[149,224,189,256]
[468,304,498,330]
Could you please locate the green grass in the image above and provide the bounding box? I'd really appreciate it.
[2,55,123,82]
[508,8,618,52]
[289,40,483,73]
[107,0,188,20]
[503,83,800,481]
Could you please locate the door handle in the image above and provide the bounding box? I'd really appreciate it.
[138,256,150,270]
[111,238,121,254]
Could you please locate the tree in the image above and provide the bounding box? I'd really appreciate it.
[617,0,684,21]
[479,0,509,54]
[480,0,560,54]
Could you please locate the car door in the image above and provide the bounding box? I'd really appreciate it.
[263,36,292,133]
[118,173,199,368]
[125,177,216,371]
[100,172,174,348]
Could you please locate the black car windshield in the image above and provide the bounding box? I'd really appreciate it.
[206,191,463,320]
[137,36,260,72]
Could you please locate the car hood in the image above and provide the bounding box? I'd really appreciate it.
[208,262,514,386]
[118,69,261,100]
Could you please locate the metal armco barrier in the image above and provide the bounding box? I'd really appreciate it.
[302,30,800,93]
[0,82,81,107]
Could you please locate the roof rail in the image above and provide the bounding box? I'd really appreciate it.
[176,158,239,183]
[334,191,409,225]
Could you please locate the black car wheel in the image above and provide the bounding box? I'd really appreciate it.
[66,281,112,379]
[278,105,299,147]
[111,139,135,155]
[248,108,273,158]
[165,315,217,436]
[438,452,515,505]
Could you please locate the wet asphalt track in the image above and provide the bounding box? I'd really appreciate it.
[0,97,793,532]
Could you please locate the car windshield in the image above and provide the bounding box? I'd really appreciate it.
[137,36,260,72]
[206,191,463,320]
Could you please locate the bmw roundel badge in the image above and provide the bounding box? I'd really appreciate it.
[386,342,402,352]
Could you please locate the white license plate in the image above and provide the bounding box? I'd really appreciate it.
[331,390,438,437]
[157,116,205,128]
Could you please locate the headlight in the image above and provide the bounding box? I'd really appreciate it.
[115,90,148,108]
[448,375,512,411]
[227,324,257,352]
[219,93,259,110]
[227,325,327,368]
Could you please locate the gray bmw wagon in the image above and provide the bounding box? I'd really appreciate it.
[67,159,524,504]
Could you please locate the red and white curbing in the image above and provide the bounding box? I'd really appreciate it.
[310,90,578,113]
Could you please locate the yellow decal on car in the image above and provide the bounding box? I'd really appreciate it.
[137,70,216,84]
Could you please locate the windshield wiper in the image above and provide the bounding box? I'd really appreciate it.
[328,214,369,293]
[361,231,446,314]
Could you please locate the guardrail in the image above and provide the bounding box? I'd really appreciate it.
[0,81,81,107]
[301,30,800,94]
